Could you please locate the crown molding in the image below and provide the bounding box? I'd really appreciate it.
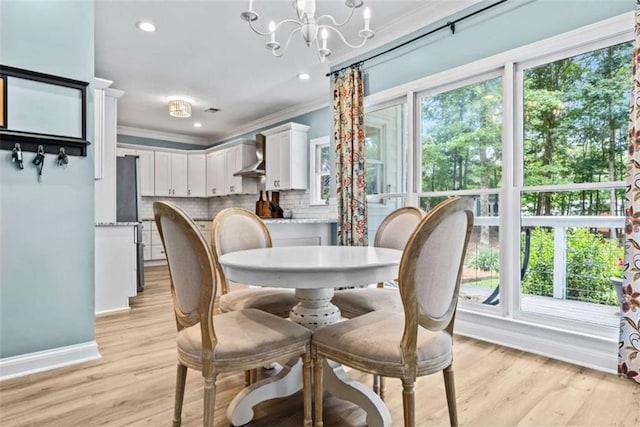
[213,97,329,143]
[117,125,210,145]
[327,0,480,68]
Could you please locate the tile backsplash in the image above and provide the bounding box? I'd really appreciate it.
[142,190,335,221]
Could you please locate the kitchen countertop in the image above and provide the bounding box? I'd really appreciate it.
[96,222,140,227]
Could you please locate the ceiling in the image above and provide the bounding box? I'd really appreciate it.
[95,1,474,144]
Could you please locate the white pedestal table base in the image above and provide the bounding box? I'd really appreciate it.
[227,287,391,427]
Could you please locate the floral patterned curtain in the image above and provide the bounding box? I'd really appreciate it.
[620,1,640,383]
[334,66,368,246]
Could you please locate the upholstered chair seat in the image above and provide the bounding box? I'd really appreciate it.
[330,288,403,319]
[177,308,311,364]
[313,311,453,376]
[219,288,298,318]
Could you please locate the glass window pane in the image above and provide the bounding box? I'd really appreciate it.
[321,174,330,200]
[523,41,632,188]
[364,103,406,195]
[421,77,503,192]
[320,146,330,173]
[520,189,624,327]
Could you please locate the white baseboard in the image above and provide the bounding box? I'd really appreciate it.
[455,310,618,374]
[0,341,101,381]
[95,306,131,317]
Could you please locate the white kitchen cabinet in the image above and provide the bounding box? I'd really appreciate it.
[94,80,125,223]
[149,220,166,261]
[171,152,189,197]
[225,143,258,196]
[154,151,188,197]
[137,149,155,196]
[141,220,152,261]
[195,220,212,245]
[263,122,310,191]
[188,153,207,197]
[206,150,226,197]
[95,225,136,314]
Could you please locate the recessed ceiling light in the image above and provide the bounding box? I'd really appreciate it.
[136,21,156,32]
[297,73,310,80]
[194,122,202,128]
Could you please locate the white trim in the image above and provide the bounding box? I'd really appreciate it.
[95,307,131,316]
[93,77,112,90]
[0,341,101,381]
[214,99,328,143]
[117,125,210,146]
[455,309,618,374]
[522,181,627,192]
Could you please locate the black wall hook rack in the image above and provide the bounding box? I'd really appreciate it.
[0,65,90,157]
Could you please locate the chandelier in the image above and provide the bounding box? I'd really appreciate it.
[240,0,375,62]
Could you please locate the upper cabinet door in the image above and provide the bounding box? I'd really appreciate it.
[265,131,283,191]
[171,152,189,197]
[188,153,206,197]
[226,146,241,194]
[154,151,172,196]
[264,123,309,191]
[206,152,217,197]
[136,149,155,196]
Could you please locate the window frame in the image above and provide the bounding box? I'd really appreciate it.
[309,135,331,206]
[358,11,633,371]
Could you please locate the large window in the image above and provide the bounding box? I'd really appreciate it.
[359,13,632,370]
[518,41,632,326]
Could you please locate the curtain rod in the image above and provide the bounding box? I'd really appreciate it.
[327,0,509,77]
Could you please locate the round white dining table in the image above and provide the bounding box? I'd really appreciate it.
[219,245,402,427]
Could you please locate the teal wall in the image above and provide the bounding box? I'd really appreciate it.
[0,2,95,358]
[332,0,633,96]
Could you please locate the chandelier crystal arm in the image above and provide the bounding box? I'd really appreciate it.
[248,18,302,36]
[321,25,370,49]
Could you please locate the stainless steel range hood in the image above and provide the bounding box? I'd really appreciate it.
[233,134,265,177]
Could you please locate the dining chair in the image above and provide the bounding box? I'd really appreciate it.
[312,197,473,427]
[331,206,426,398]
[331,206,426,319]
[154,201,312,427]
[211,207,298,318]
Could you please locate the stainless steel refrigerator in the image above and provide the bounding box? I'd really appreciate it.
[116,155,145,292]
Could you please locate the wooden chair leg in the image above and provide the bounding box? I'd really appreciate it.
[302,353,313,427]
[373,374,379,395]
[379,376,386,401]
[243,370,251,387]
[402,378,416,427]
[443,364,458,427]
[313,354,324,427]
[203,374,217,427]
[173,363,188,427]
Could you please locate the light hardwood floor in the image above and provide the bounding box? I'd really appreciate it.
[1,266,638,426]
